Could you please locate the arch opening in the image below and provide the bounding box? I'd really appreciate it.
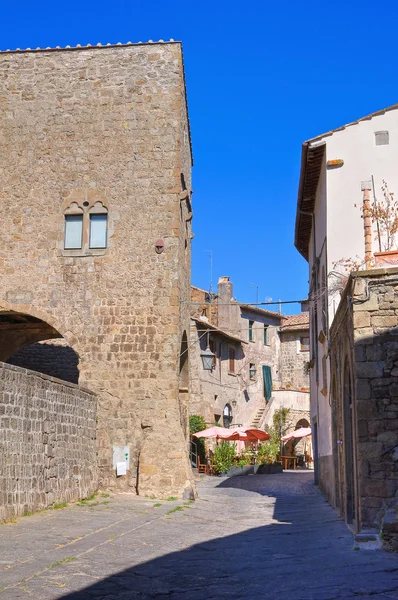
[295,418,310,430]
[223,403,233,428]
[178,331,189,438]
[0,311,79,384]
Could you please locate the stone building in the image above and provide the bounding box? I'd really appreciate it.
[0,41,195,499]
[295,103,398,503]
[330,268,398,540]
[189,277,310,434]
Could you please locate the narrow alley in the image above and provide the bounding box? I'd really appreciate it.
[1,472,397,600]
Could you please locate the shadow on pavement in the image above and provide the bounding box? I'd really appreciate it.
[55,477,398,600]
[214,471,317,499]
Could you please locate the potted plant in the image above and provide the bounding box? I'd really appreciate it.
[213,442,236,476]
[255,428,282,474]
[365,180,398,266]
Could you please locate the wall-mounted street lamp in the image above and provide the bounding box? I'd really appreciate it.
[249,364,257,379]
[201,333,215,371]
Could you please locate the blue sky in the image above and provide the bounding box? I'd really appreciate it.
[2,0,397,314]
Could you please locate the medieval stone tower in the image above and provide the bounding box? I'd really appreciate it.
[0,41,195,498]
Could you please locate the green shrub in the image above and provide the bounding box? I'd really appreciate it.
[189,415,207,435]
[213,442,236,474]
[235,446,253,468]
[256,427,280,465]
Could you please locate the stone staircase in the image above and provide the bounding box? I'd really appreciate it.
[251,408,265,429]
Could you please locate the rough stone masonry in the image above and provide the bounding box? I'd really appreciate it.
[0,362,97,520]
[0,41,195,498]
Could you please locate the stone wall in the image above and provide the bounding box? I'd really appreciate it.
[330,268,398,532]
[0,42,195,498]
[279,330,310,390]
[0,362,97,521]
[7,340,79,384]
[259,391,310,443]
[189,320,244,427]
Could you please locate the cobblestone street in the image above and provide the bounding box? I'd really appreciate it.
[1,472,398,600]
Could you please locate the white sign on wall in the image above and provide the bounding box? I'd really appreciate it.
[112,446,130,474]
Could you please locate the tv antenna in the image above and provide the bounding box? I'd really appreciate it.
[205,250,213,294]
[250,283,259,305]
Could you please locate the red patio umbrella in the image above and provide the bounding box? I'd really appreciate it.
[218,428,270,442]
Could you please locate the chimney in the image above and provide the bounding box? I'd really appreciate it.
[301,300,309,313]
[217,277,235,331]
[218,276,233,302]
[361,180,373,269]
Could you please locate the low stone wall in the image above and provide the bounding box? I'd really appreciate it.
[0,362,97,521]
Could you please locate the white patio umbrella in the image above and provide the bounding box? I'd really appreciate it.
[192,426,236,439]
[281,427,311,442]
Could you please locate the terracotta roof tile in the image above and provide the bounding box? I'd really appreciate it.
[280,313,309,331]
[0,40,179,54]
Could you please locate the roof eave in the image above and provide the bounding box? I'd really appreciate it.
[294,141,326,261]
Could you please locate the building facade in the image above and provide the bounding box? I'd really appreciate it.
[295,104,398,504]
[0,41,195,499]
[189,278,310,434]
[330,269,398,538]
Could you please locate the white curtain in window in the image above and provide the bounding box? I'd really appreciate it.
[64,215,83,249]
[90,214,107,248]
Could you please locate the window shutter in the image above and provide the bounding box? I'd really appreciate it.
[64,215,83,249]
[262,365,272,401]
[249,320,254,342]
[90,214,107,248]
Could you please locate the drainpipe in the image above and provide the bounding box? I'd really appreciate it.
[361,181,373,269]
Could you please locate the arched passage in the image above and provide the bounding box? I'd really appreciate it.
[0,311,62,362]
[295,418,310,430]
[290,418,311,457]
[178,331,189,438]
[0,310,79,384]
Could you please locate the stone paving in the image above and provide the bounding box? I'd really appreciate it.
[1,472,398,599]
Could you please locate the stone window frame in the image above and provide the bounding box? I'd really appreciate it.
[60,190,110,257]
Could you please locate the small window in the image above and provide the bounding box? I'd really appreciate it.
[375,130,389,146]
[64,214,83,249]
[300,337,310,352]
[264,325,268,345]
[248,320,254,342]
[228,348,235,373]
[223,404,233,428]
[89,214,107,248]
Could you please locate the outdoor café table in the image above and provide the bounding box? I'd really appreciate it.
[280,455,297,470]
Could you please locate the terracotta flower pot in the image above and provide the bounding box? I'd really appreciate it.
[374,250,398,267]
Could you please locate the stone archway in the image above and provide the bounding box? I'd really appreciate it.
[0,310,63,362]
[292,418,311,456]
[0,310,79,384]
[178,331,189,438]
